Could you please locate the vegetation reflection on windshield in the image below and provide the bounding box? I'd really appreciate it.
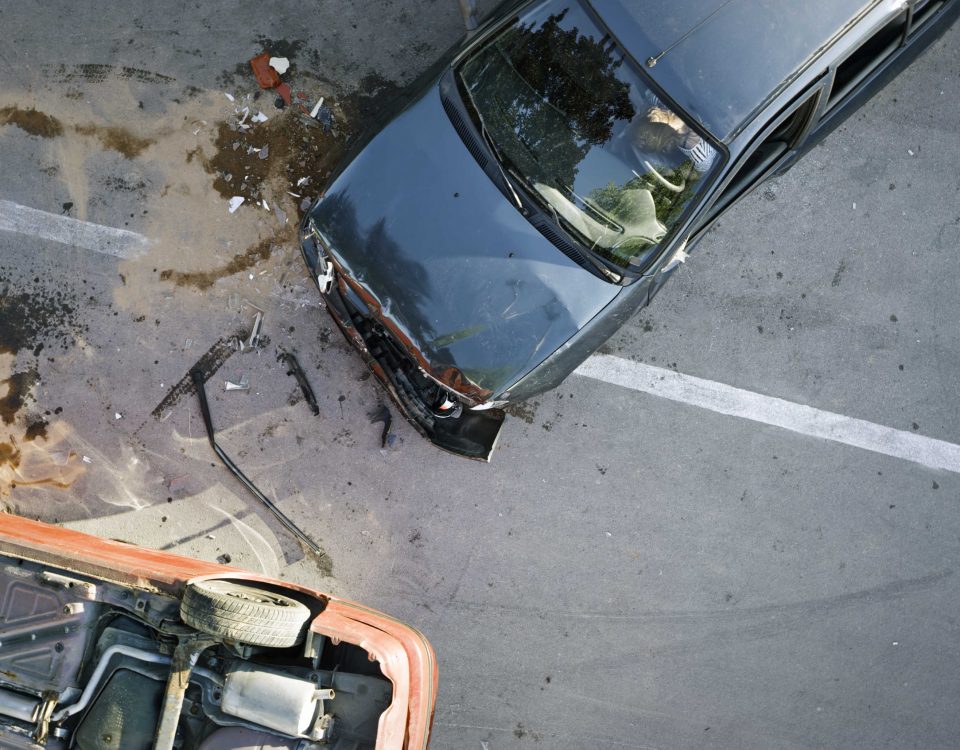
[457,0,716,270]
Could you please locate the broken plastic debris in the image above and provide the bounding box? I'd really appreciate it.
[228,196,244,213]
[252,111,268,123]
[224,92,235,102]
[275,82,292,107]
[114,412,123,420]
[82,455,92,464]
[250,52,281,89]
[268,56,290,75]
[261,198,270,210]
[309,96,325,119]
[258,144,269,160]
[296,177,310,187]
[247,311,264,349]
[908,149,915,156]
[224,376,250,392]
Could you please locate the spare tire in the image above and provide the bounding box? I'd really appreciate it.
[181,579,311,648]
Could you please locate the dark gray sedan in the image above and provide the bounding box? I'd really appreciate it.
[301,0,958,459]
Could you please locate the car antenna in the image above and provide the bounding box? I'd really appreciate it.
[646,0,741,67]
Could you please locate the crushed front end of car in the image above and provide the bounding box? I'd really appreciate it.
[301,216,506,460]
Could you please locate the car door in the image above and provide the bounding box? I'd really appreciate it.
[691,80,828,239]
[644,80,827,304]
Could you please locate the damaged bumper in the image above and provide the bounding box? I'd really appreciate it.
[300,219,504,460]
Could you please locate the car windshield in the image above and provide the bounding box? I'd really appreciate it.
[457,0,718,270]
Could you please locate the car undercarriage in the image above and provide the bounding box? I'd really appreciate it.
[0,554,392,750]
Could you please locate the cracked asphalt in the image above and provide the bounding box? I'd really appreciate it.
[1,3,959,748]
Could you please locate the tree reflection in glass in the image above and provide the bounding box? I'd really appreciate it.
[458,1,717,270]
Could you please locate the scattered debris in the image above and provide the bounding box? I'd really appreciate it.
[269,57,290,75]
[191,369,326,558]
[250,52,281,89]
[224,92,235,102]
[114,412,122,420]
[258,144,269,160]
[224,376,249,392]
[184,338,194,350]
[277,349,320,416]
[275,83,292,107]
[81,455,92,464]
[309,96,325,119]
[217,553,232,565]
[368,404,394,449]
[252,111,269,124]
[228,196,244,213]
[246,312,264,350]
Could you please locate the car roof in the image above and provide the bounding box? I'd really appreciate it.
[589,0,880,140]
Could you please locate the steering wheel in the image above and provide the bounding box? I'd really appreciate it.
[642,160,685,193]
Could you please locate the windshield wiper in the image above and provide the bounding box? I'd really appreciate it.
[477,117,524,212]
[545,204,621,283]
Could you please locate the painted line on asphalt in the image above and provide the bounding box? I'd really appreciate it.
[0,199,149,258]
[576,354,960,474]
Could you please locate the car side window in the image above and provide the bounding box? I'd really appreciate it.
[696,86,823,229]
[826,10,907,111]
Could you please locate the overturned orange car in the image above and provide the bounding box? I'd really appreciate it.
[0,514,436,750]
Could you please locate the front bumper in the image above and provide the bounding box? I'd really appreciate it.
[300,219,504,460]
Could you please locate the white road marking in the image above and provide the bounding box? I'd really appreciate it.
[576,354,960,474]
[0,199,149,258]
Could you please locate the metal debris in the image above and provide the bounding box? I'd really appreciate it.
[277,348,320,416]
[368,404,393,449]
[191,369,326,559]
[246,312,264,350]
[224,376,249,392]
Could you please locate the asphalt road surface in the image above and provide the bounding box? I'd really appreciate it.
[1,3,959,748]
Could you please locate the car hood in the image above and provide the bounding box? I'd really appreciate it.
[309,84,620,399]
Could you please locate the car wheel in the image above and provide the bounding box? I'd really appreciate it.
[180,579,311,648]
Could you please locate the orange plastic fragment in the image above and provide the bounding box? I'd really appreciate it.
[275,82,292,106]
[250,52,281,89]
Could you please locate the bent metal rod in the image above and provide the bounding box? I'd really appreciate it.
[190,369,325,558]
